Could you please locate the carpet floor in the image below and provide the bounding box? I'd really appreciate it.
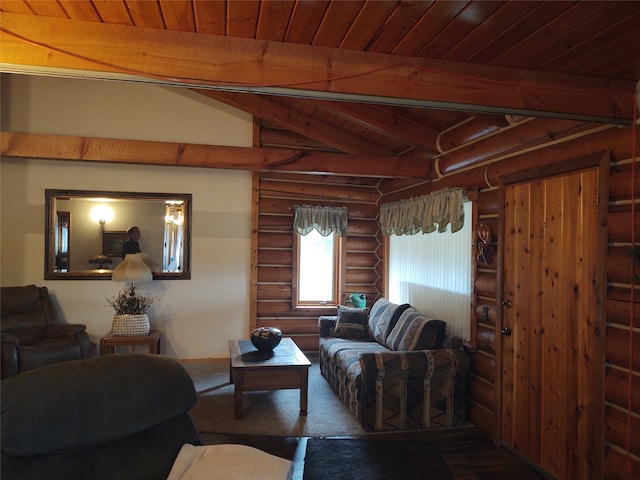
[302,437,454,480]
[184,357,368,437]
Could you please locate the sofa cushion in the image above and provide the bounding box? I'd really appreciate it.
[385,307,446,351]
[368,298,411,346]
[334,306,369,339]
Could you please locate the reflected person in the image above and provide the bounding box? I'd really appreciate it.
[121,226,142,259]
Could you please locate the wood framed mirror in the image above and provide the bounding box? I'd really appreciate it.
[45,189,192,280]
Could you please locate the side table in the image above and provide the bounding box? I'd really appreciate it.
[100,329,161,355]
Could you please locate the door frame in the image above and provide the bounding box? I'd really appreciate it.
[496,151,610,477]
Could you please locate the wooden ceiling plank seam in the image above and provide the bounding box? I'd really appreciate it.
[540,9,640,75]
[0,1,35,15]
[417,0,505,60]
[284,0,328,45]
[89,0,134,25]
[466,1,572,65]
[255,0,295,42]
[1,12,635,122]
[311,0,363,48]
[576,38,640,81]
[226,0,260,38]
[363,0,434,54]
[565,28,640,79]
[260,128,341,153]
[339,0,398,51]
[196,89,397,156]
[315,99,439,154]
[440,1,543,63]
[532,2,640,73]
[192,0,227,36]
[21,0,67,18]
[158,0,196,32]
[57,0,102,22]
[394,0,470,57]
[488,1,612,68]
[126,0,166,29]
[389,105,468,133]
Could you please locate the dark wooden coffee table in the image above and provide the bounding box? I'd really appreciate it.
[228,337,311,419]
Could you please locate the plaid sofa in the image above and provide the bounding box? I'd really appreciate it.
[318,298,470,431]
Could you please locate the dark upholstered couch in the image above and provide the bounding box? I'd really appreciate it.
[1,285,91,379]
[1,353,201,480]
[319,298,470,432]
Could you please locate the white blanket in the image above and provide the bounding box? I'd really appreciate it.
[167,443,294,480]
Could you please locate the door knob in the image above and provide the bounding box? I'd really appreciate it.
[501,327,512,336]
[501,300,512,308]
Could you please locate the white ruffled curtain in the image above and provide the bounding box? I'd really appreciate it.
[293,205,348,236]
[379,188,465,236]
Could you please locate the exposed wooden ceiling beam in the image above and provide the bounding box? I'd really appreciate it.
[194,90,396,156]
[0,132,434,179]
[0,12,635,124]
[315,100,439,155]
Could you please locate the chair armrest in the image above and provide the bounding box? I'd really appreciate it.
[1,332,19,346]
[44,324,87,339]
[1,334,19,379]
[318,316,337,337]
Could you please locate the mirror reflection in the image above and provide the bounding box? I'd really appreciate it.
[45,189,191,280]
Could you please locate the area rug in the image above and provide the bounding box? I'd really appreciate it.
[302,438,454,480]
[184,359,368,437]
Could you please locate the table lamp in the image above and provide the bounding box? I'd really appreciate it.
[109,253,154,336]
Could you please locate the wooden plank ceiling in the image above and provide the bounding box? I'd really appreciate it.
[1,0,639,174]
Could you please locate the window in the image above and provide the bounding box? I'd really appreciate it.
[387,201,473,341]
[293,229,343,308]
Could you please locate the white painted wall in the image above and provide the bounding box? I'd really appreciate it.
[1,74,254,359]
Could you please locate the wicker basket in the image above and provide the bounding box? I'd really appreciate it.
[112,314,150,336]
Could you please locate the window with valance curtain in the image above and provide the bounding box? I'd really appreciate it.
[293,205,348,236]
[379,187,465,236]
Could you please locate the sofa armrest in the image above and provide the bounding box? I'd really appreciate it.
[318,316,338,337]
[44,324,87,339]
[357,348,470,430]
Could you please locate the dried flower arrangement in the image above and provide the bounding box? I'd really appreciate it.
[107,285,155,315]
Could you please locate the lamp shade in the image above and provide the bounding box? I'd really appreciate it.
[112,253,153,284]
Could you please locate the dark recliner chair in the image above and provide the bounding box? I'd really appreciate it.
[1,284,91,379]
[1,353,202,480]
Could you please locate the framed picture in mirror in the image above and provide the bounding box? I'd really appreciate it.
[103,231,128,257]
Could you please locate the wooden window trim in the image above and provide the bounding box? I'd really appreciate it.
[292,231,344,310]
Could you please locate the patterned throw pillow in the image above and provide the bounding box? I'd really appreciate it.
[368,298,411,346]
[385,307,446,351]
[333,305,370,339]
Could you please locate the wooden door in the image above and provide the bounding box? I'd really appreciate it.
[501,160,606,479]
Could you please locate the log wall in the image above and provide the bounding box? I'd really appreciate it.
[253,115,638,478]
[253,172,383,351]
[377,119,639,479]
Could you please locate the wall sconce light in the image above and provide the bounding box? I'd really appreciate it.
[90,204,114,225]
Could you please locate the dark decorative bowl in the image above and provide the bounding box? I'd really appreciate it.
[250,327,283,352]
